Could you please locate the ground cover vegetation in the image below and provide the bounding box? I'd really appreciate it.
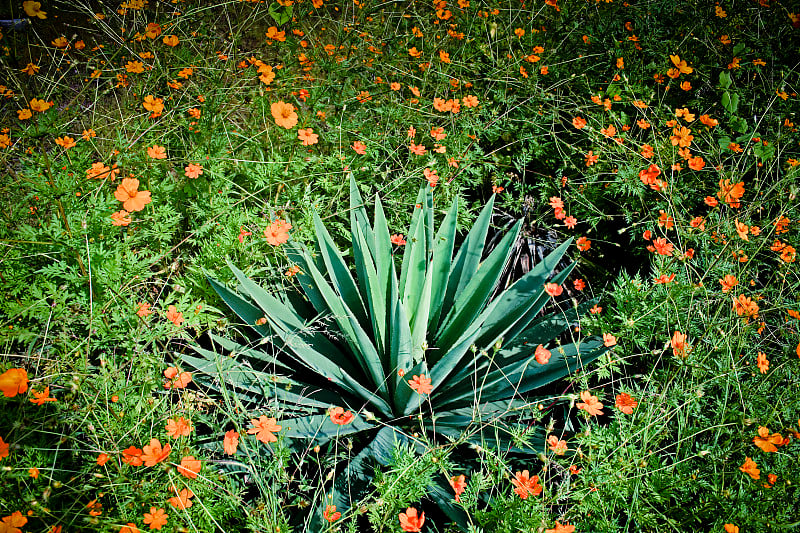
[0,0,798,531]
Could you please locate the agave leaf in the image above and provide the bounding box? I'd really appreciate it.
[282,413,376,443]
[312,210,369,328]
[388,266,414,402]
[288,240,390,402]
[437,195,495,327]
[352,222,388,364]
[435,220,522,351]
[475,239,573,347]
[228,263,307,331]
[206,333,293,372]
[399,187,429,295]
[402,198,430,323]
[428,197,459,331]
[349,174,374,249]
[284,243,328,314]
[207,276,271,336]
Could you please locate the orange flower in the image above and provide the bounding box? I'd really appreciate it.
[142,95,164,117]
[264,219,292,246]
[688,156,705,170]
[55,136,77,149]
[572,116,587,129]
[0,436,10,461]
[30,98,53,112]
[511,470,542,499]
[756,352,769,374]
[600,124,617,138]
[177,456,201,479]
[651,237,673,256]
[670,330,689,358]
[669,54,693,74]
[141,438,171,466]
[223,430,239,455]
[329,406,355,425]
[162,35,179,47]
[670,126,693,147]
[449,475,466,502]
[28,467,39,479]
[739,456,760,479]
[122,446,143,466]
[603,333,617,347]
[753,426,783,453]
[408,374,432,395]
[462,95,479,107]
[30,386,57,405]
[297,128,319,146]
[585,150,599,166]
[147,145,167,159]
[724,525,739,533]
[114,178,152,212]
[717,179,745,208]
[143,507,168,530]
[352,140,367,154]
[547,435,568,455]
[167,488,194,509]
[23,1,47,18]
[165,417,193,438]
[165,305,184,326]
[733,294,759,321]
[136,302,153,318]
[247,416,282,443]
[17,108,33,120]
[545,522,575,533]
[184,163,203,179]
[0,368,28,398]
[390,234,407,245]
[324,505,341,522]
[577,390,604,416]
[163,367,192,389]
[265,26,286,42]
[544,283,563,297]
[534,344,551,365]
[270,101,298,129]
[615,393,637,414]
[576,236,591,251]
[399,507,425,532]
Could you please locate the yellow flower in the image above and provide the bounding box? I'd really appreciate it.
[23,1,47,18]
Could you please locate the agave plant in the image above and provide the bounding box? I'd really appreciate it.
[184,176,606,529]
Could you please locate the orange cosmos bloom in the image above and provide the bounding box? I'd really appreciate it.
[717,179,745,208]
[163,367,192,389]
[165,417,193,438]
[719,274,739,292]
[603,333,617,347]
[111,210,131,226]
[147,145,167,159]
[615,393,637,414]
[30,98,53,112]
[329,406,355,425]
[265,26,286,41]
[449,475,466,502]
[162,35,179,47]
[0,368,29,398]
[264,219,292,246]
[545,522,575,533]
[298,128,319,146]
[247,416,282,443]
[547,435,568,455]
[143,508,168,530]
[408,374,433,395]
[577,390,604,416]
[271,101,298,129]
[223,430,239,455]
[576,236,591,251]
[699,114,718,127]
[534,344,551,364]
[511,470,542,499]
[55,136,77,149]
[141,438,171,466]
[409,142,427,155]
[462,94,479,107]
[670,330,689,358]
[29,386,57,405]
[122,446,144,466]
[688,156,705,170]
[753,426,783,453]
[651,237,673,256]
[391,234,407,245]
[724,525,739,533]
[585,150,599,166]
[669,54,693,74]
[572,116,587,129]
[324,505,341,522]
[670,126,693,147]
[544,283,563,296]
[399,507,425,532]
[733,294,759,321]
[185,163,203,179]
[739,456,760,479]
[352,140,367,154]
[0,436,9,461]
[168,488,194,509]
[165,305,184,326]
[23,1,47,18]
[142,95,164,117]
[114,178,152,212]
[177,456,201,479]
[756,352,769,374]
